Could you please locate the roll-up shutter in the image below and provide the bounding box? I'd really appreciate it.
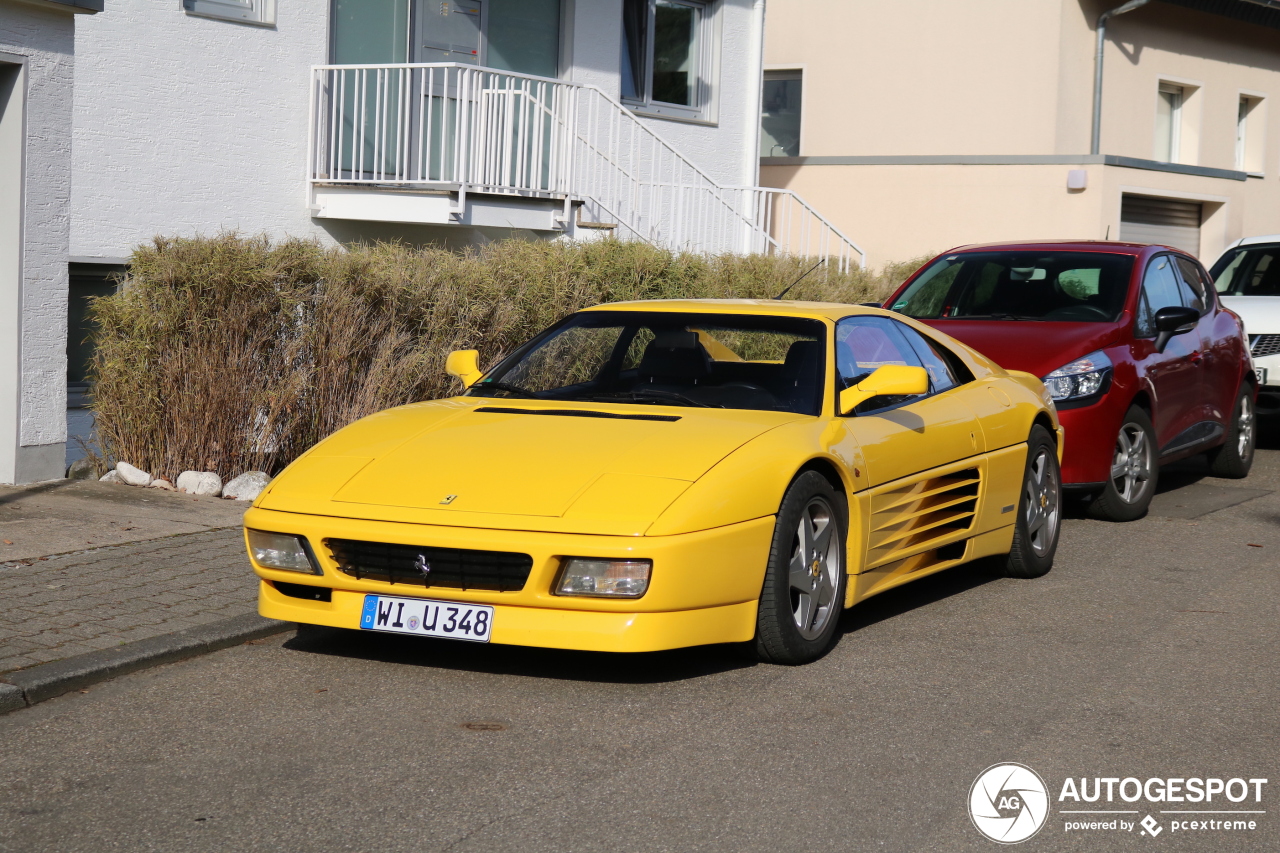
[1119,194,1202,256]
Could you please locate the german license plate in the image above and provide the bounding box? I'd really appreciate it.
[359,594,492,642]
[1257,366,1269,386]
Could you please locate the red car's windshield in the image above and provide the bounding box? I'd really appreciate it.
[891,251,1135,322]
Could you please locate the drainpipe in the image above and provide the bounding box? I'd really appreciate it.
[1091,0,1151,155]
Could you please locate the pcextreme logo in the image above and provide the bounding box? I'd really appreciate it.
[969,764,1269,843]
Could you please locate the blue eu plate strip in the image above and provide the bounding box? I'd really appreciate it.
[360,595,379,629]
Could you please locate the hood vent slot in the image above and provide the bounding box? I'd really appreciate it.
[474,406,680,422]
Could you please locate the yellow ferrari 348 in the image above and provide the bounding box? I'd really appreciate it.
[245,300,1062,664]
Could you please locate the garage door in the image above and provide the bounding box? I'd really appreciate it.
[1119,194,1202,256]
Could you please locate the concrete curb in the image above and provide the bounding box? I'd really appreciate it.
[0,614,292,712]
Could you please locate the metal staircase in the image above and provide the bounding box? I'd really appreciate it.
[308,63,865,271]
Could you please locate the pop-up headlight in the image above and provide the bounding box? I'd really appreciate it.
[555,558,652,598]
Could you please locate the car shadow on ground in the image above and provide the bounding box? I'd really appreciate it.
[282,623,761,685]
[282,561,1005,682]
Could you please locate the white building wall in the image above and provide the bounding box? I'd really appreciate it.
[0,1,75,484]
[72,0,763,261]
[71,0,329,260]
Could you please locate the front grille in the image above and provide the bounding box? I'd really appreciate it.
[326,539,533,592]
[1251,334,1280,358]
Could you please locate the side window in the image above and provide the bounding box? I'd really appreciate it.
[896,323,961,393]
[835,316,926,413]
[1136,255,1185,337]
[1172,256,1210,313]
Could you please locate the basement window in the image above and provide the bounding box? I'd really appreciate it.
[182,0,276,27]
[621,0,717,122]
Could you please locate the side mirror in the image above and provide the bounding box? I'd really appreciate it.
[839,365,930,415]
[445,349,483,388]
[1153,305,1199,353]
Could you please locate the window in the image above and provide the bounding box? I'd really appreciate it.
[1211,245,1280,296]
[835,316,928,413]
[622,0,714,120]
[760,70,801,157]
[1236,95,1265,174]
[891,251,1135,323]
[1136,255,1187,337]
[183,0,275,27]
[1155,82,1183,162]
[1171,256,1211,313]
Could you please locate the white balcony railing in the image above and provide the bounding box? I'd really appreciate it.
[308,63,865,270]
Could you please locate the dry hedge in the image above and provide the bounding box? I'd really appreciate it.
[89,234,925,481]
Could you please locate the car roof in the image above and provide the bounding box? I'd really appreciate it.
[580,298,888,322]
[936,240,1161,255]
[1230,234,1280,248]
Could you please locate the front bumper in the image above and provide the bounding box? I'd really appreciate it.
[1055,399,1123,487]
[246,507,772,653]
[1254,351,1280,415]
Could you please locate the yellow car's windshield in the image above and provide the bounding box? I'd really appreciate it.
[468,311,827,415]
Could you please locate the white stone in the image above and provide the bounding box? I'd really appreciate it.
[176,470,222,497]
[99,470,122,484]
[148,478,176,491]
[222,471,271,502]
[115,461,152,487]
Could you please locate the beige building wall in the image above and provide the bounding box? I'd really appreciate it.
[762,0,1280,265]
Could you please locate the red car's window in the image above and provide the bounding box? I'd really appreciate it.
[892,252,1135,322]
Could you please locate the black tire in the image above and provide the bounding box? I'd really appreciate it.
[1206,385,1256,479]
[1088,405,1157,522]
[1002,425,1061,578]
[755,471,848,665]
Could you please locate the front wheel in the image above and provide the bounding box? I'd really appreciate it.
[1002,425,1061,578]
[1088,406,1157,522]
[755,471,848,665]
[1206,385,1256,478]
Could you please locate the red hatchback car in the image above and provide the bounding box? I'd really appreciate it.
[885,241,1256,521]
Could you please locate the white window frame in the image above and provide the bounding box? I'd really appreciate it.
[621,0,719,124]
[1156,81,1183,163]
[182,0,276,28]
[1236,90,1267,176]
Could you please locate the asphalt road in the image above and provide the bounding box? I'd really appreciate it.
[3,436,1279,853]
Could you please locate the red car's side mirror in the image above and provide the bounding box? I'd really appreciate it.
[1153,305,1200,353]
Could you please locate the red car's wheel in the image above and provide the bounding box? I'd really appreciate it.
[1088,406,1157,522]
[1206,385,1256,478]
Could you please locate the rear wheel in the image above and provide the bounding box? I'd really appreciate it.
[1003,425,1060,579]
[1206,386,1256,478]
[1088,406,1157,522]
[755,471,848,665]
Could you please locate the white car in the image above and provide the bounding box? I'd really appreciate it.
[1210,235,1280,417]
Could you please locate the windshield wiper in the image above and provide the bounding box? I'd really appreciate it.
[471,380,538,398]
[628,388,717,408]
[948,313,1047,321]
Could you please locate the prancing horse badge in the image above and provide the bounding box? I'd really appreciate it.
[414,554,432,579]
[439,494,458,505]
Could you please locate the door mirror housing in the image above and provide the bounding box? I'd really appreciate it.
[839,365,930,415]
[1152,305,1199,353]
[445,349,483,388]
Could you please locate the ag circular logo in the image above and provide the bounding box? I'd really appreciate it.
[969,763,1050,844]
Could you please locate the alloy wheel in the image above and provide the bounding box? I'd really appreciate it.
[1237,394,1255,459]
[788,496,840,640]
[1024,446,1060,558]
[1110,422,1153,504]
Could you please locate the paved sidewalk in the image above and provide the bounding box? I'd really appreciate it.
[0,529,252,673]
[0,479,259,676]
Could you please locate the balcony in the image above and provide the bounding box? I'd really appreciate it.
[308,63,864,269]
